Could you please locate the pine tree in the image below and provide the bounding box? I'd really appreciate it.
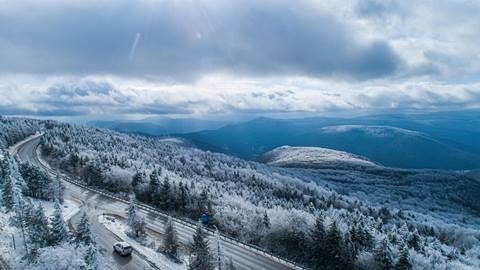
[394,246,412,270]
[84,243,99,270]
[214,229,225,270]
[189,224,214,270]
[263,211,270,229]
[52,174,64,203]
[2,170,14,211]
[126,198,137,228]
[161,218,179,260]
[373,238,394,270]
[131,172,144,188]
[76,212,95,246]
[324,221,344,269]
[50,199,69,245]
[0,153,10,181]
[19,163,52,200]
[12,191,33,260]
[310,215,327,269]
[159,176,171,211]
[126,198,145,237]
[149,170,160,203]
[28,204,50,249]
[407,231,420,251]
[179,182,188,212]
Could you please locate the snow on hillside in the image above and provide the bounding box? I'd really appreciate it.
[261,146,379,169]
[320,125,424,137]
[3,117,480,269]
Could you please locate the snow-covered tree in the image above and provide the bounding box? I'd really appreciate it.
[374,238,394,270]
[394,246,412,270]
[84,243,99,270]
[52,174,64,203]
[29,204,50,248]
[189,224,213,270]
[76,212,95,246]
[213,229,225,270]
[324,221,345,269]
[19,163,53,200]
[126,198,145,237]
[158,176,171,211]
[50,199,69,245]
[2,165,14,211]
[310,214,326,268]
[160,217,179,261]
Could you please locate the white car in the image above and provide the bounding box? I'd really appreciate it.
[113,242,133,256]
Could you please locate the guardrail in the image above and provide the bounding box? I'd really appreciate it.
[29,139,307,270]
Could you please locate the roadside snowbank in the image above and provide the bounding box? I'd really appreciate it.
[98,215,187,270]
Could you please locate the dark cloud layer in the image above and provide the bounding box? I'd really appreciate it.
[0,0,400,81]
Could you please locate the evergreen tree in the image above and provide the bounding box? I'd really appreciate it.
[19,163,52,200]
[126,198,145,237]
[126,198,137,227]
[131,172,144,188]
[52,174,64,203]
[324,221,344,269]
[76,212,95,246]
[179,182,188,212]
[28,204,50,249]
[373,238,394,270]
[263,211,270,229]
[214,229,225,270]
[189,224,214,270]
[394,246,412,270]
[84,243,99,270]
[149,170,160,203]
[2,169,14,211]
[159,176,171,211]
[10,183,31,256]
[310,215,327,269]
[407,231,420,251]
[0,153,9,181]
[161,218,179,261]
[50,199,69,245]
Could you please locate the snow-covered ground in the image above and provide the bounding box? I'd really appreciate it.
[40,199,81,223]
[320,125,423,137]
[98,215,187,270]
[261,145,378,169]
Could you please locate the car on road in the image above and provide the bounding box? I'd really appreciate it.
[113,242,133,256]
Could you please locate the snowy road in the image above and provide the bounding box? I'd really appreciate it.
[15,136,156,270]
[15,135,300,270]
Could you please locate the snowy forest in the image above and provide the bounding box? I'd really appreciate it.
[1,116,480,270]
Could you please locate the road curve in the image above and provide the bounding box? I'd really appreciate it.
[15,135,301,270]
[16,136,155,270]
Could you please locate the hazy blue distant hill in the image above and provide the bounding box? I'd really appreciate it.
[89,118,227,136]
[183,111,480,170]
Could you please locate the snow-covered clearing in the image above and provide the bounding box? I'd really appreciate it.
[40,199,81,223]
[98,215,187,270]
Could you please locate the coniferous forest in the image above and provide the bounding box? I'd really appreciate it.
[2,117,479,269]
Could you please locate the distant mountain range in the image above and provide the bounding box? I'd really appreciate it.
[182,110,480,170]
[89,117,227,136]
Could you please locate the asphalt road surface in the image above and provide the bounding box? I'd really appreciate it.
[15,135,297,270]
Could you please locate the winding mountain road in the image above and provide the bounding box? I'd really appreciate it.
[14,134,301,270]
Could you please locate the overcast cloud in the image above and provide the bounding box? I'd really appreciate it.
[0,0,479,119]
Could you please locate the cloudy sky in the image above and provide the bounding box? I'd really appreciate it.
[1,0,479,120]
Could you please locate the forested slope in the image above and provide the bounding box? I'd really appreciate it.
[35,120,480,269]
